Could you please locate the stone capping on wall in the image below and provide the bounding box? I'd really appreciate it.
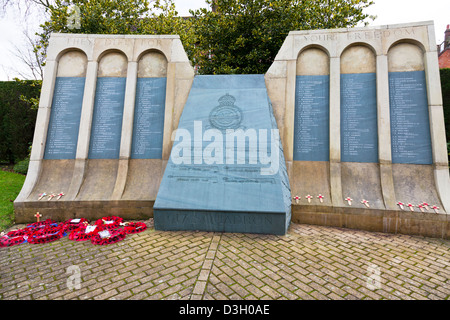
[14,33,195,220]
[46,33,187,63]
[265,21,450,218]
[286,20,436,55]
[268,21,437,76]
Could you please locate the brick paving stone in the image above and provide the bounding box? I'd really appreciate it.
[110,289,133,300]
[128,291,149,300]
[0,220,449,300]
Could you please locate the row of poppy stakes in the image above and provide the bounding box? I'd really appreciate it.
[396,201,439,213]
[292,195,370,207]
[37,192,64,201]
[292,195,440,213]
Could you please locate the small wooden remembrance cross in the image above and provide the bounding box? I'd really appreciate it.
[35,212,42,222]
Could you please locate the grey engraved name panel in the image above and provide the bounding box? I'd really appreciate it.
[340,73,378,163]
[293,75,330,161]
[154,74,291,235]
[88,77,126,159]
[389,70,432,164]
[44,77,85,159]
[131,77,167,159]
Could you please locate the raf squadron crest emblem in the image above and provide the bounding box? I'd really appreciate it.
[208,93,243,130]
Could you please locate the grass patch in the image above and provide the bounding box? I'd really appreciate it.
[0,170,25,231]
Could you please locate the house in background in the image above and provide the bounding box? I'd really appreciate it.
[438,24,450,68]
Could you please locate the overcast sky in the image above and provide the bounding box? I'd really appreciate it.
[0,0,448,80]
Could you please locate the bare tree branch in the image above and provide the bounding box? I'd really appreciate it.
[0,0,53,18]
[8,28,44,80]
[0,0,50,79]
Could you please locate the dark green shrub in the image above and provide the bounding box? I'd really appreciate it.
[13,158,29,175]
[0,80,40,164]
[441,69,450,161]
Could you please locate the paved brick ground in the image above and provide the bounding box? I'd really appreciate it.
[0,220,449,300]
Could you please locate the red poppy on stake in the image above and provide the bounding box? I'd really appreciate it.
[317,194,324,203]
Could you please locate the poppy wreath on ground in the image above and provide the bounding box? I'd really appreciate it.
[27,225,66,244]
[6,221,58,240]
[0,235,26,247]
[26,219,56,229]
[91,228,126,245]
[95,216,123,230]
[62,218,89,233]
[124,222,147,234]
[69,225,98,241]
[7,229,29,238]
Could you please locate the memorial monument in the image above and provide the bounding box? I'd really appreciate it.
[14,21,450,238]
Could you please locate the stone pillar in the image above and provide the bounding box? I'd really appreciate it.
[14,60,58,202]
[284,59,297,162]
[119,61,138,160]
[162,62,176,161]
[376,54,397,210]
[112,61,138,199]
[30,60,58,161]
[329,56,343,206]
[66,60,98,200]
[424,51,450,213]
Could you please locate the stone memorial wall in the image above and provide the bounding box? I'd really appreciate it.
[266,21,449,238]
[14,34,194,222]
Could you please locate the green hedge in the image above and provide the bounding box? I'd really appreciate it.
[0,80,40,164]
[441,69,450,143]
